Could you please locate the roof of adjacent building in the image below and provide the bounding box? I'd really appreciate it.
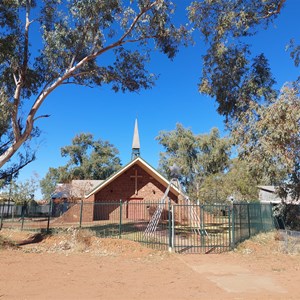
[257,185,295,203]
[257,186,277,193]
[52,180,103,199]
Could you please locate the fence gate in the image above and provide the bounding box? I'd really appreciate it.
[0,200,275,253]
[171,204,231,253]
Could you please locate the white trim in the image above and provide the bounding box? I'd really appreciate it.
[85,157,181,198]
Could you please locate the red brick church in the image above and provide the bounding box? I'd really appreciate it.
[55,120,183,223]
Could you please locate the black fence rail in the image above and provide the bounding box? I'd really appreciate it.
[0,201,275,253]
[171,204,231,253]
[0,202,51,231]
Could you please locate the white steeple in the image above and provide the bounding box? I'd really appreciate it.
[131,119,140,160]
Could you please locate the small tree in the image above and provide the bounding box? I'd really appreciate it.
[11,175,39,206]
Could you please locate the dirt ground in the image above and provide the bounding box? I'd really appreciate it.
[0,229,300,300]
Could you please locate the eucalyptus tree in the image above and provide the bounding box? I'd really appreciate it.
[0,0,190,180]
[60,133,122,180]
[157,124,231,198]
[187,0,286,120]
[40,133,121,200]
[233,84,300,201]
[199,159,260,203]
[2,0,298,199]
[188,0,300,200]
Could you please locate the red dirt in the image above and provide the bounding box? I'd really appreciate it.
[0,229,300,299]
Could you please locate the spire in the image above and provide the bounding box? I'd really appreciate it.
[131,119,140,160]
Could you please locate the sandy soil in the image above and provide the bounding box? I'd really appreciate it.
[0,229,300,300]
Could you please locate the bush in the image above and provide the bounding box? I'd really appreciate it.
[273,203,300,230]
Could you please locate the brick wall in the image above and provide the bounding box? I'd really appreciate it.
[52,197,95,225]
[92,164,179,221]
[94,164,178,202]
[55,164,180,223]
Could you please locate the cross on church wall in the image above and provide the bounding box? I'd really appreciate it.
[130,169,142,195]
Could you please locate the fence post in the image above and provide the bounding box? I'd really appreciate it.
[231,204,235,249]
[21,207,25,231]
[200,204,205,248]
[168,198,172,252]
[228,205,231,250]
[259,203,263,232]
[46,199,52,233]
[171,204,175,251]
[269,204,275,229]
[247,204,251,238]
[0,204,4,230]
[119,199,122,239]
[79,200,83,228]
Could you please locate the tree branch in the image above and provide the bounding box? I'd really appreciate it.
[88,0,159,60]
[33,114,50,122]
[261,0,286,19]
[0,1,160,169]
[11,0,32,145]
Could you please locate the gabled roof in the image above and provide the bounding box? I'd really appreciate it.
[53,180,103,199]
[85,157,182,198]
[258,185,294,203]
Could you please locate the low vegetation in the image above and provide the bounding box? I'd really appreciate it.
[1,227,300,256]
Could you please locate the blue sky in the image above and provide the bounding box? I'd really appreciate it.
[15,1,299,199]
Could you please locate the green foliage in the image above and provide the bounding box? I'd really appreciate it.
[157,124,231,199]
[40,166,67,201]
[60,133,122,180]
[188,1,300,200]
[0,0,191,173]
[199,159,259,203]
[188,0,283,120]
[273,203,300,230]
[40,133,122,199]
[287,39,300,68]
[10,175,38,205]
[0,88,36,184]
[233,84,300,201]
[157,124,264,203]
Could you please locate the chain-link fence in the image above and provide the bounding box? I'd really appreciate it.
[278,230,300,254]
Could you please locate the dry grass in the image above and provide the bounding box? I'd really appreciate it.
[0,233,18,249]
[233,231,300,256]
[3,227,298,258]
[234,231,282,255]
[0,227,158,258]
[36,227,97,253]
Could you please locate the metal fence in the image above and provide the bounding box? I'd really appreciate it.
[0,202,51,231]
[232,203,274,244]
[278,230,300,254]
[0,201,275,253]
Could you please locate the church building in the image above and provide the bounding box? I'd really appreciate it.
[55,120,183,223]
